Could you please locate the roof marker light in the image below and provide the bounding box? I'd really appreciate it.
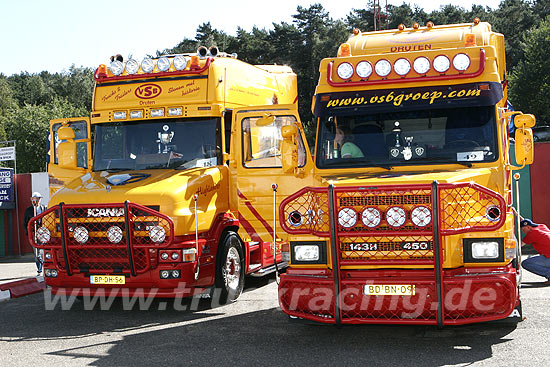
[190,56,200,70]
[426,21,434,29]
[465,33,476,47]
[96,64,108,78]
[338,43,352,57]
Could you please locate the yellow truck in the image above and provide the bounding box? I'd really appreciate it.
[28,48,314,303]
[276,20,535,326]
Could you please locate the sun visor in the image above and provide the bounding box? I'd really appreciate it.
[314,82,503,117]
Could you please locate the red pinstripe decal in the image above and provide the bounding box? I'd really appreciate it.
[238,213,262,242]
[238,189,274,235]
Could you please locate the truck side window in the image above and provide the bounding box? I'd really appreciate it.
[224,110,232,155]
[52,121,89,169]
[242,115,306,168]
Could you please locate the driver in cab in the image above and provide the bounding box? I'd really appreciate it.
[335,126,364,158]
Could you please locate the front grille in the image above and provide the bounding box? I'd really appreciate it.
[29,202,174,276]
[339,194,431,207]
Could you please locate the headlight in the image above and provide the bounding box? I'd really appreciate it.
[171,252,179,260]
[464,238,504,262]
[393,58,411,76]
[141,57,154,73]
[109,60,124,76]
[413,56,430,74]
[125,59,139,74]
[160,252,169,260]
[361,207,381,227]
[338,208,357,228]
[173,55,189,70]
[337,62,354,80]
[160,270,170,279]
[290,241,326,264]
[157,56,171,72]
[294,245,320,261]
[36,226,51,244]
[452,53,470,71]
[433,55,450,73]
[107,226,123,244]
[356,61,373,78]
[386,207,406,227]
[149,225,166,243]
[375,59,392,77]
[411,206,431,227]
[73,226,89,244]
[471,241,499,259]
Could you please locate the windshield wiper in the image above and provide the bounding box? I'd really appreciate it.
[323,160,392,170]
[426,157,473,168]
[104,168,133,172]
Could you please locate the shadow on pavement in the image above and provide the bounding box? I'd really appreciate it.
[0,272,517,367]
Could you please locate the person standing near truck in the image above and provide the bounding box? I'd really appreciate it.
[24,192,46,275]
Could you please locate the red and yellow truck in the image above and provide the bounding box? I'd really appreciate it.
[277,20,535,325]
[28,48,314,303]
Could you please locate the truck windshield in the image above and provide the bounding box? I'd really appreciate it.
[316,106,497,169]
[93,118,221,171]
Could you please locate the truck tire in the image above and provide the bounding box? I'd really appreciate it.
[215,232,244,304]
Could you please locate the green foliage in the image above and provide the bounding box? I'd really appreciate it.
[1,98,88,173]
[2,0,549,172]
[489,0,538,69]
[509,16,550,124]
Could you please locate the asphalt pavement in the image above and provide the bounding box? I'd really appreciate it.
[0,255,549,366]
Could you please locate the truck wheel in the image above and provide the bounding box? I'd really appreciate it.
[215,232,244,304]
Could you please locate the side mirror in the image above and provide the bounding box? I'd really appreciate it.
[281,125,299,174]
[514,114,536,129]
[256,115,275,127]
[515,127,534,166]
[57,126,77,169]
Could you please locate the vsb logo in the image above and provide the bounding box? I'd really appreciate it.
[135,83,162,99]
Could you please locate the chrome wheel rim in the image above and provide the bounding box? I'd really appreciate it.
[223,247,241,291]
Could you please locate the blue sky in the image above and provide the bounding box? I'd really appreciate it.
[0,0,501,76]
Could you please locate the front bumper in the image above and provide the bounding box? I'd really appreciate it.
[279,264,518,325]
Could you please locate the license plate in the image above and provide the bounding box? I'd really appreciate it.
[364,284,415,296]
[90,275,126,285]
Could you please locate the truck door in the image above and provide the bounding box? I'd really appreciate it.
[48,117,92,195]
[233,105,312,270]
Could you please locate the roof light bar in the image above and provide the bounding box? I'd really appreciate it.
[326,48,486,87]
